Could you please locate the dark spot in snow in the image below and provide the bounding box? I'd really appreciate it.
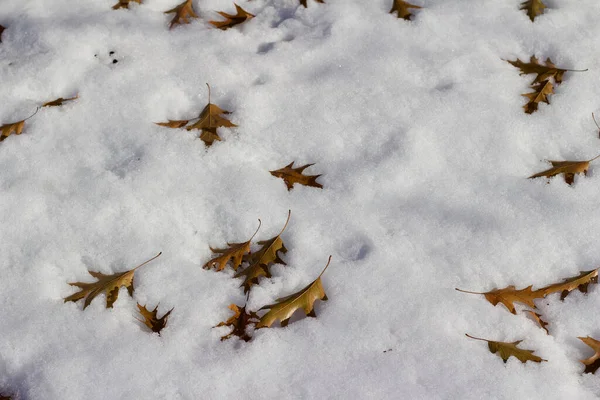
[109,51,115,55]
[113,59,118,64]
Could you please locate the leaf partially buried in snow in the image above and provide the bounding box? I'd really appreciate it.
[456,285,546,315]
[203,221,261,272]
[524,310,549,334]
[466,334,546,363]
[270,162,323,190]
[539,269,599,300]
[256,256,331,328]
[528,154,600,185]
[165,0,199,29]
[215,303,259,341]
[579,336,600,374]
[520,0,546,22]
[210,3,254,30]
[42,95,78,107]
[64,252,161,309]
[389,0,421,20]
[521,80,553,114]
[112,0,141,9]
[137,303,173,334]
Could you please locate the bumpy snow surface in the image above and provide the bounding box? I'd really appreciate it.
[2,0,600,399]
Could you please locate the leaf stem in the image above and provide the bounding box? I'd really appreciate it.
[564,68,588,72]
[206,83,211,104]
[133,252,162,271]
[23,107,40,121]
[588,153,600,163]
[249,219,262,242]
[455,288,485,295]
[277,210,292,236]
[318,255,332,278]
[465,333,489,342]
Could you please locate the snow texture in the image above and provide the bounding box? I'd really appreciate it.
[1,0,600,398]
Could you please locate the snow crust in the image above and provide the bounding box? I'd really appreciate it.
[2,0,600,398]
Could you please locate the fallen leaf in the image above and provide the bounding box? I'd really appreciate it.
[522,80,553,114]
[155,119,190,128]
[300,0,324,7]
[210,3,254,30]
[64,252,161,309]
[137,303,173,334]
[235,211,290,292]
[520,0,546,22]
[507,56,568,85]
[270,162,323,190]
[540,269,598,300]
[0,120,25,142]
[42,95,78,107]
[112,0,141,9]
[466,334,546,363]
[256,256,331,328]
[165,0,199,29]
[215,303,259,341]
[186,84,237,146]
[528,154,600,185]
[456,285,545,314]
[524,310,549,334]
[203,221,261,272]
[389,0,421,20]
[579,336,600,374]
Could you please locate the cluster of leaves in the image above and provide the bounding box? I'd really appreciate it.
[457,269,600,368]
[63,252,173,335]
[507,56,586,114]
[204,211,331,342]
[0,95,78,143]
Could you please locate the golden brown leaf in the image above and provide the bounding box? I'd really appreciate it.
[42,95,78,107]
[456,285,545,315]
[520,0,546,22]
[270,162,323,191]
[507,56,568,85]
[528,154,600,185]
[0,120,25,142]
[137,303,173,334]
[112,0,141,9]
[522,80,553,114]
[466,334,546,363]
[185,84,237,146]
[256,256,331,328]
[215,303,259,341]
[389,0,421,20]
[154,119,190,128]
[64,252,161,310]
[539,269,598,300]
[210,3,254,30]
[203,221,260,272]
[579,336,600,374]
[235,211,290,292]
[165,0,199,30]
[299,0,324,7]
[524,310,549,334]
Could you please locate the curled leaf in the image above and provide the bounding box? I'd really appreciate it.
[579,336,600,374]
[215,303,259,341]
[137,303,173,334]
[0,120,25,142]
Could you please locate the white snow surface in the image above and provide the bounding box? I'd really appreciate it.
[2,0,600,398]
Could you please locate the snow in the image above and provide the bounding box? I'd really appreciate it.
[2,0,600,398]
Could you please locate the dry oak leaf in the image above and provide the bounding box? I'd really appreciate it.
[210,3,254,30]
[42,95,78,107]
[235,211,290,293]
[528,154,600,185]
[579,336,600,374]
[256,256,331,328]
[524,310,549,334]
[456,285,545,314]
[389,0,421,20]
[466,334,546,363]
[522,80,553,114]
[506,56,573,85]
[520,0,546,22]
[270,162,323,191]
[64,252,161,309]
[300,0,324,7]
[539,269,598,300]
[112,0,141,9]
[137,303,173,334]
[155,119,190,129]
[215,303,259,341]
[203,221,261,272]
[0,120,25,142]
[165,0,199,29]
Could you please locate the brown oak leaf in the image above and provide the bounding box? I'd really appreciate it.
[389,0,421,20]
[456,285,545,315]
[0,120,25,142]
[540,269,599,300]
[270,162,323,191]
[256,256,330,328]
[203,221,261,272]
[524,310,549,334]
[137,303,173,334]
[528,154,600,185]
[522,80,553,114]
[466,334,546,363]
[520,0,546,22]
[215,303,259,341]
[507,57,569,85]
[42,95,78,107]
[165,0,199,29]
[579,336,600,374]
[210,3,254,30]
[64,252,161,309]
[112,0,141,9]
